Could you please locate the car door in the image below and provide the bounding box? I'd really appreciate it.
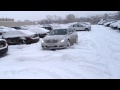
[78,24,85,30]
[71,24,80,31]
[68,29,75,44]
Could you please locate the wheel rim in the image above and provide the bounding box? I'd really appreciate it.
[75,37,78,44]
[67,41,70,48]
[85,28,89,31]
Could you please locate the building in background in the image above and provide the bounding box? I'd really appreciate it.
[0,18,14,21]
[0,18,36,27]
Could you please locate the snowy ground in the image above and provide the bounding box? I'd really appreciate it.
[0,25,120,79]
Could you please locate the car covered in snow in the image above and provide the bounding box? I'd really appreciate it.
[41,27,78,50]
[110,20,120,29]
[41,25,53,31]
[104,20,117,27]
[2,30,39,45]
[98,19,106,25]
[0,26,16,39]
[117,24,120,30]
[69,23,91,31]
[98,19,114,25]
[0,39,8,56]
[28,27,49,38]
[11,26,27,30]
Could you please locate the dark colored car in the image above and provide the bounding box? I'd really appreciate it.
[0,39,8,56]
[2,30,39,45]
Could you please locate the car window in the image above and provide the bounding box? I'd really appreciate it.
[79,24,84,27]
[73,24,78,27]
[49,29,67,35]
[68,29,74,34]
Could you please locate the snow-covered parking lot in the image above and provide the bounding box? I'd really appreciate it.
[0,25,120,79]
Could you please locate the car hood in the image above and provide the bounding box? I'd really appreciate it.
[43,35,66,41]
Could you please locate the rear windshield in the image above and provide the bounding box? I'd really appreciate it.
[49,29,67,35]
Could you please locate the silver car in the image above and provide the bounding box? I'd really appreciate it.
[41,27,78,50]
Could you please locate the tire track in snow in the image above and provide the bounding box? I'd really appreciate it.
[0,68,62,79]
[55,66,86,79]
[90,25,120,78]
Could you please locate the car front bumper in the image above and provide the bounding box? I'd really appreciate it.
[41,42,67,50]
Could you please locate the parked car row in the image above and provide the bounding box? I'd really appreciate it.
[98,19,115,25]
[98,19,120,31]
[0,25,79,56]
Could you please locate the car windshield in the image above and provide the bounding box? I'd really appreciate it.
[49,29,67,35]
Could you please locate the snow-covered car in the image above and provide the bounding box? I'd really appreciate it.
[70,23,91,31]
[0,27,16,39]
[41,27,78,50]
[117,24,120,30]
[28,28,49,38]
[110,20,120,29]
[98,19,114,25]
[104,21,117,27]
[98,19,106,25]
[11,26,27,30]
[41,25,53,31]
[0,39,8,56]
[2,30,39,45]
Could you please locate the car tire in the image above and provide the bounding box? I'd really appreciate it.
[85,28,89,31]
[66,40,71,48]
[19,39,26,45]
[75,36,78,44]
[42,48,45,50]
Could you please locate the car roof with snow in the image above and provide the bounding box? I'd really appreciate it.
[3,30,36,38]
[28,28,49,34]
[53,26,71,30]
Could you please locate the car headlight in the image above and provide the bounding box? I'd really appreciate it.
[41,39,44,43]
[60,39,65,42]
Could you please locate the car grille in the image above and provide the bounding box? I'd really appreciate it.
[45,39,58,43]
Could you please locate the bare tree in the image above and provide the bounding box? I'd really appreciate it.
[66,14,76,23]
[115,11,120,20]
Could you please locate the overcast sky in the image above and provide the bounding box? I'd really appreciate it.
[0,11,117,21]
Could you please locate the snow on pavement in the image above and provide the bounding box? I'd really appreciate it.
[0,25,120,79]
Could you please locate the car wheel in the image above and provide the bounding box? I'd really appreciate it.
[19,40,26,45]
[66,40,71,48]
[42,48,45,50]
[75,36,78,44]
[85,28,89,31]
